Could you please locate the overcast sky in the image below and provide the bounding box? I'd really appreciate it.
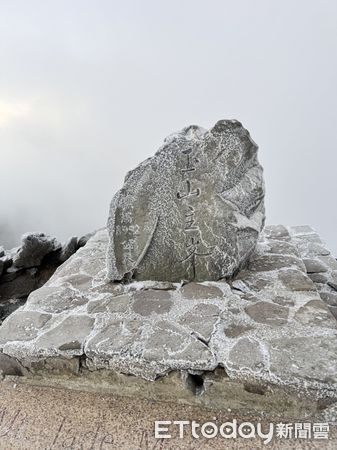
[1,0,336,254]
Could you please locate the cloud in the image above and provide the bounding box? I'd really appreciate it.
[0,0,336,254]
[0,100,32,128]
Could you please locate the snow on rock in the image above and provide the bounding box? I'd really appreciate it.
[107,120,265,282]
[0,230,94,323]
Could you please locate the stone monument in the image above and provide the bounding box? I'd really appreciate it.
[107,120,265,282]
[0,120,337,422]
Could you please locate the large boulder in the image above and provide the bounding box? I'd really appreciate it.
[107,120,265,282]
[13,232,60,269]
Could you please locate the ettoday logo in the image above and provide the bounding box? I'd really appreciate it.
[154,420,329,444]
[155,420,274,444]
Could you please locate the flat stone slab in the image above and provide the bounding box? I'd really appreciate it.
[0,225,337,417]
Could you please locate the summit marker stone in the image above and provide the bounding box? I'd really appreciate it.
[107,120,265,282]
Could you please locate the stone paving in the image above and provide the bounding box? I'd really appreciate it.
[0,225,336,417]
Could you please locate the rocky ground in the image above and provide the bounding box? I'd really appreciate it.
[0,231,94,323]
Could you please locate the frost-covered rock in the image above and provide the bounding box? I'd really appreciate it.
[78,231,96,248]
[107,120,265,282]
[13,232,61,268]
[0,230,94,323]
[58,236,79,264]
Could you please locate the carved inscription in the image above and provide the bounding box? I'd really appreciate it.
[177,148,212,278]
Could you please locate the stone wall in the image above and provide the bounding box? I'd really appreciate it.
[289,225,337,320]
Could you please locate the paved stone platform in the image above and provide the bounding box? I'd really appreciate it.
[0,225,336,418]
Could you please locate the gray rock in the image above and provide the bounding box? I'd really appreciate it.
[29,357,80,375]
[308,272,329,284]
[272,295,295,307]
[224,323,254,338]
[130,281,177,291]
[179,303,220,342]
[306,242,330,257]
[320,291,337,307]
[143,320,214,367]
[228,338,265,371]
[328,271,337,291]
[295,299,336,327]
[0,310,51,344]
[266,240,299,256]
[303,258,328,273]
[77,231,96,248]
[58,236,79,263]
[320,256,337,270]
[328,306,337,320]
[0,268,38,300]
[0,248,12,276]
[249,255,305,273]
[57,273,92,291]
[28,285,88,313]
[86,318,143,357]
[263,224,290,240]
[35,315,94,353]
[0,298,26,324]
[87,294,131,314]
[278,269,315,291]
[1,264,22,281]
[180,282,224,300]
[132,290,173,316]
[13,232,60,268]
[0,353,25,376]
[290,225,316,235]
[269,337,337,384]
[0,253,13,272]
[234,270,270,292]
[107,120,265,282]
[245,301,289,326]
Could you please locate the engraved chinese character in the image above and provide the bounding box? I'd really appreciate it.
[184,206,198,231]
[180,237,213,277]
[177,180,200,200]
[181,148,199,173]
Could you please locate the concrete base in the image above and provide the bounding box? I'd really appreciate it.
[2,380,337,449]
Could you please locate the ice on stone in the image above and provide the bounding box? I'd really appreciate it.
[107,120,265,282]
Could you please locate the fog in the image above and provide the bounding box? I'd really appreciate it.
[1,0,337,253]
